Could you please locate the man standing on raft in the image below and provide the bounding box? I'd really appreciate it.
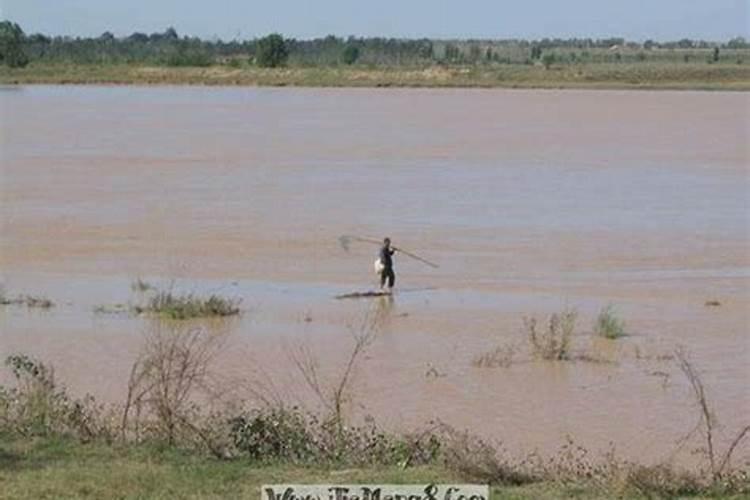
[378,237,396,292]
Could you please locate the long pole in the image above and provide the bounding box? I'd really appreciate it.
[339,235,440,269]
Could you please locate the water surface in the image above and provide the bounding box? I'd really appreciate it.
[1,86,748,464]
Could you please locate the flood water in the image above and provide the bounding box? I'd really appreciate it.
[1,85,748,464]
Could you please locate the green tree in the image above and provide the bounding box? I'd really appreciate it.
[530,45,542,60]
[256,33,288,67]
[443,43,460,62]
[541,52,556,69]
[342,44,360,65]
[469,44,481,62]
[713,47,720,62]
[0,21,29,68]
[727,37,747,49]
[677,38,694,49]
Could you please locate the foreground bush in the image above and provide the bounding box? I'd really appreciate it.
[0,355,114,441]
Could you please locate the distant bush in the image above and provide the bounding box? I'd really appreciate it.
[0,21,29,68]
[342,44,360,65]
[542,53,556,69]
[164,47,213,67]
[256,33,288,68]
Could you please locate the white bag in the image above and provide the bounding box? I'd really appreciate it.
[374,258,385,274]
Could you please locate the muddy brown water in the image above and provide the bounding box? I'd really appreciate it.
[1,86,748,464]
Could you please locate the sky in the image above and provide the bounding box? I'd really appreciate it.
[1,0,748,41]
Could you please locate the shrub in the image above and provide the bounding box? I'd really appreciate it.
[472,343,516,368]
[256,33,288,68]
[594,305,626,339]
[524,309,577,360]
[0,21,29,68]
[121,323,227,446]
[227,405,442,467]
[229,406,315,462]
[0,292,54,308]
[137,291,240,319]
[0,355,112,441]
[440,426,538,486]
[164,47,213,67]
[542,53,556,69]
[342,44,360,65]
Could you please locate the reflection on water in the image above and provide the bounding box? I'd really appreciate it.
[0,86,748,464]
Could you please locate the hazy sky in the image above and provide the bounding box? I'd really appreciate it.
[2,0,748,41]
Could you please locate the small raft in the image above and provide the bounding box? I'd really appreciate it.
[335,290,393,300]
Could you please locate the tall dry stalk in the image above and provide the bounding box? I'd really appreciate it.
[290,307,380,435]
[120,321,227,445]
[675,347,749,478]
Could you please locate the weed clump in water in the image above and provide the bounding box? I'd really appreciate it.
[524,309,577,360]
[0,288,54,309]
[136,291,240,320]
[472,344,516,368]
[594,304,626,339]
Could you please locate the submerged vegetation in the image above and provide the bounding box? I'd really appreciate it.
[525,309,577,361]
[1,21,749,89]
[134,290,241,319]
[0,287,54,309]
[594,304,627,339]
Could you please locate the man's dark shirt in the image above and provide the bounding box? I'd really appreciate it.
[379,246,395,269]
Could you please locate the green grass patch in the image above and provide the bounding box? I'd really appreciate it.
[134,291,240,320]
[0,436,647,500]
[2,62,749,90]
[594,305,626,339]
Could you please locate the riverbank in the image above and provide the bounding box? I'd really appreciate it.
[2,62,749,90]
[1,436,743,500]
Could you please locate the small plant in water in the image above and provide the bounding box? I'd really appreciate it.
[524,308,577,361]
[0,290,54,309]
[594,304,626,339]
[138,291,240,319]
[472,343,517,368]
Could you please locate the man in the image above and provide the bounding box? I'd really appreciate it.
[378,237,396,291]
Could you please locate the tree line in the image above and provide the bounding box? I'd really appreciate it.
[1,20,748,68]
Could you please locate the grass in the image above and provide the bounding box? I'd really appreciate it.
[0,436,705,500]
[593,305,626,339]
[472,344,516,368]
[2,61,750,90]
[134,290,240,320]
